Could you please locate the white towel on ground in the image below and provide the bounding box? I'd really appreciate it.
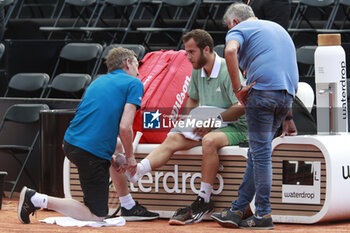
[40,216,126,227]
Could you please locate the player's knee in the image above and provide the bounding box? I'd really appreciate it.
[163,133,187,152]
[165,133,183,144]
[202,135,217,149]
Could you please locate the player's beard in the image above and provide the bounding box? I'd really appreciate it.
[193,50,207,69]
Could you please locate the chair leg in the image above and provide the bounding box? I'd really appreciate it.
[8,150,36,199]
[8,152,37,189]
[9,133,39,199]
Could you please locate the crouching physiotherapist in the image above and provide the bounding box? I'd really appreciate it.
[18,47,158,224]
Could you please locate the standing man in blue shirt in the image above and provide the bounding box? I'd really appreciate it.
[18,47,158,224]
[211,3,298,230]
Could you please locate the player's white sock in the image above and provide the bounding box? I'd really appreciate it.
[31,192,48,208]
[198,182,213,203]
[140,159,152,174]
[126,159,151,183]
[119,194,136,210]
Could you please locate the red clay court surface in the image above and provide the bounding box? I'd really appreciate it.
[1,197,350,233]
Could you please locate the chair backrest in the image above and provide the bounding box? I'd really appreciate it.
[51,42,103,79]
[300,0,335,7]
[340,0,350,6]
[296,45,316,65]
[296,45,316,77]
[14,0,60,19]
[5,73,50,97]
[106,0,138,6]
[0,0,15,6]
[214,44,225,58]
[60,42,103,61]
[51,73,91,92]
[47,73,91,98]
[102,44,146,60]
[0,104,49,127]
[163,0,197,7]
[94,44,146,77]
[41,0,100,40]
[66,0,97,6]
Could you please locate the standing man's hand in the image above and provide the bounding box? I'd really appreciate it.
[280,118,297,137]
[235,82,256,106]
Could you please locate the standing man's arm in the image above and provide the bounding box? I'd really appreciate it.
[119,103,138,175]
[225,40,243,93]
[225,40,255,106]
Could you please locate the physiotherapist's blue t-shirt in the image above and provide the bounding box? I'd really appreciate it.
[64,69,143,160]
[226,19,298,96]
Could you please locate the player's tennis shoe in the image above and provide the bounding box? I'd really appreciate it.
[169,196,213,225]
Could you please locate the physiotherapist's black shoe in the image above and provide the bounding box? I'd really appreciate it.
[120,201,159,221]
[18,186,40,224]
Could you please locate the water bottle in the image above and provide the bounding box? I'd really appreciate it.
[315,33,348,134]
[112,153,127,168]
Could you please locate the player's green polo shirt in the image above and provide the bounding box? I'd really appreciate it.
[188,53,247,136]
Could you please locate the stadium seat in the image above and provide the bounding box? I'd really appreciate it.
[296,45,316,78]
[199,0,240,34]
[50,42,103,80]
[1,0,17,28]
[45,73,91,99]
[93,43,146,77]
[81,0,143,44]
[14,0,60,19]
[331,0,350,30]
[0,104,49,198]
[4,73,50,98]
[39,0,102,40]
[214,44,225,57]
[136,0,201,50]
[288,0,339,38]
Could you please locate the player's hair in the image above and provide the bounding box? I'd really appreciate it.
[182,29,214,53]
